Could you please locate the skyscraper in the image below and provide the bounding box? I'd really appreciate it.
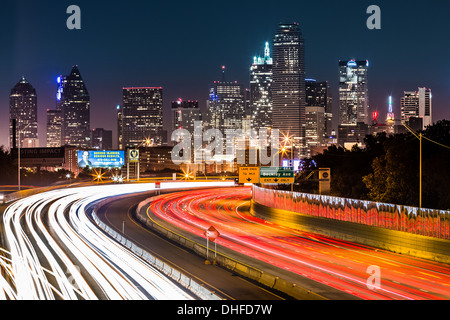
[207,73,245,133]
[46,109,62,148]
[305,79,333,139]
[57,66,90,148]
[91,128,113,150]
[172,98,202,135]
[338,60,370,126]
[401,88,432,130]
[272,22,306,158]
[338,60,370,148]
[250,42,273,130]
[120,87,164,148]
[9,77,38,148]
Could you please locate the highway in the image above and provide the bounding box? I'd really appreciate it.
[0,183,227,300]
[94,193,289,300]
[142,186,450,300]
[2,182,450,301]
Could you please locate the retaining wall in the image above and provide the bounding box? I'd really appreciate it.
[135,196,326,300]
[252,187,450,264]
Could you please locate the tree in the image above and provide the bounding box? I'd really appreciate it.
[363,121,450,210]
[0,146,16,185]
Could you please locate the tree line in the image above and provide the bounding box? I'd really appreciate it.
[301,120,450,211]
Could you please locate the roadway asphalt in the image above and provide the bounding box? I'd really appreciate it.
[95,192,290,300]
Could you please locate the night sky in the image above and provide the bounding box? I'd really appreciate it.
[1,0,449,149]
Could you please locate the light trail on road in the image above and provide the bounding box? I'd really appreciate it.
[147,187,450,300]
[0,182,232,300]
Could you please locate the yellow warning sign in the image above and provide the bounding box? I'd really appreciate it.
[239,167,260,184]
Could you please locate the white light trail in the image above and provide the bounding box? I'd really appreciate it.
[0,181,233,300]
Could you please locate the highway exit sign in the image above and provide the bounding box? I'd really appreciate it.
[260,167,295,184]
[239,167,260,184]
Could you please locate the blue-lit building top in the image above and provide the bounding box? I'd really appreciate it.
[250,42,273,130]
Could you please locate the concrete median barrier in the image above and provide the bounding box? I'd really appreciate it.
[135,195,326,300]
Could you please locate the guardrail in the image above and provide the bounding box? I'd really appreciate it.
[136,196,326,300]
[91,194,222,301]
[253,185,450,240]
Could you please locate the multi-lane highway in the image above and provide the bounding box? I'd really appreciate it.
[2,182,450,301]
[143,187,450,300]
[0,183,221,300]
[94,192,289,300]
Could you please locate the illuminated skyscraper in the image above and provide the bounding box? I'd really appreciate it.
[338,60,370,148]
[401,88,432,130]
[338,60,370,126]
[91,128,113,150]
[57,66,91,148]
[121,87,164,148]
[272,23,306,158]
[9,77,38,148]
[46,109,62,148]
[250,42,273,130]
[305,79,333,139]
[172,98,202,134]
[207,72,245,133]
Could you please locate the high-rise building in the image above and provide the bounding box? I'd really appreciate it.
[117,105,123,150]
[338,60,370,148]
[91,128,113,150]
[272,22,306,158]
[9,77,38,149]
[57,66,90,148]
[338,60,370,126]
[305,106,326,154]
[120,87,164,148]
[46,109,62,147]
[207,72,245,133]
[401,88,432,130]
[250,42,273,130]
[172,98,202,135]
[305,79,333,139]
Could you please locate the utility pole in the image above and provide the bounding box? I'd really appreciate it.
[419,133,422,208]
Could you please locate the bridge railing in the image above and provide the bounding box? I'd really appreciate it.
[252,186,450,240]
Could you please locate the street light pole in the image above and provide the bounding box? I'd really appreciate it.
[402,122,422,208]
[17,123,31,191]
[419,133,422,208]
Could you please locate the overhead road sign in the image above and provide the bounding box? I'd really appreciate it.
[239,167,260,184]
[260,167,295,184]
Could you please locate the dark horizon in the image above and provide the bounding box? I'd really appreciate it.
[1,0,449,149]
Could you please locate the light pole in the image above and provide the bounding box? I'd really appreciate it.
[281,132,295,192]
[402,122,422,208]
[17,123,31,191]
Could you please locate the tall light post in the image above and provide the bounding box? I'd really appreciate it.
[17,122,31,191]
[402,122,422,208]
[281,132,295,192]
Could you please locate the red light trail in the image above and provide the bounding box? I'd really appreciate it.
[147,187,450,300]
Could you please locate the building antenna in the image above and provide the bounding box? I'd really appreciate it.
[221,65,226,82]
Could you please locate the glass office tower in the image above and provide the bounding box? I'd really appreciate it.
[250,42,273,130]
[9,77,39,148]
[57,65,91,148]
[338,60,369,126]
[121,87,164,148]
[272,23,306,158]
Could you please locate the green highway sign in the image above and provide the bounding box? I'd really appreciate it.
[260,167,295,184]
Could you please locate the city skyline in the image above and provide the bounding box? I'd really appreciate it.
[1,0,449,149]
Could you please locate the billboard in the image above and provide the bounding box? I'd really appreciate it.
[77,150,125,168]
[11,147,65,167]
